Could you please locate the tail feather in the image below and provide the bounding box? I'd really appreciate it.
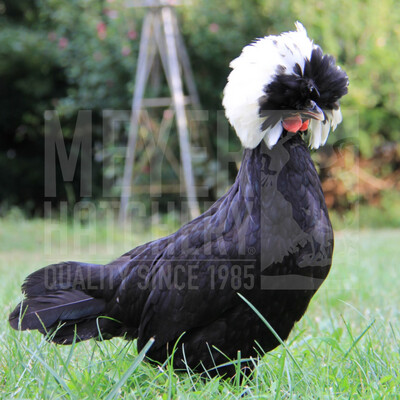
[9,289,106,331]
[21,261,105,297]
[9,261,121,344]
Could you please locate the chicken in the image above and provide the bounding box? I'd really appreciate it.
[9,22,348,377]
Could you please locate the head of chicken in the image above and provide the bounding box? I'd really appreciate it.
[223,22,349,150]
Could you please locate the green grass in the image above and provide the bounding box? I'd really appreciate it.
[1,217,399,399]
[329,191,400,231]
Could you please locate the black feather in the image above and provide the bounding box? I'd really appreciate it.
[9,289,105,331]
[21,261,110,297]
[259,47,348,129]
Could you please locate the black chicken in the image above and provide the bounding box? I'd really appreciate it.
[9,23,348,377]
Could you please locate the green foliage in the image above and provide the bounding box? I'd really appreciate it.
[331,190,400,230]
[1,0,399,214]
[34,0,141,116]
[0,0,143,213]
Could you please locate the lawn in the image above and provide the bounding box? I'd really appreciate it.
[0,217,399,399]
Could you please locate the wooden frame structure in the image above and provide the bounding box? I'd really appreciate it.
[119,0,200,224]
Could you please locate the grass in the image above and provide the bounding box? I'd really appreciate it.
[1,216,399,399]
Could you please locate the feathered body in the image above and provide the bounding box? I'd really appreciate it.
[9,23,348,377]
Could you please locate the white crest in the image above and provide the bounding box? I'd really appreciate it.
[222,22,343,150]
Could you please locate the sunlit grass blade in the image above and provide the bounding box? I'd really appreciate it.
[17,340,73,397]
[105,337,154,400]
[343,319,375,359]
[237,292,307,382]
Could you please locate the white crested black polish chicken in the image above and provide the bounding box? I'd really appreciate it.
[9,23,348,377]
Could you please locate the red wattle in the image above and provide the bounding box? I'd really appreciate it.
[282,115,303,133]
[299,119,310,131]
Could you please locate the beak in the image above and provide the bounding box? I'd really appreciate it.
[301,101,325,121]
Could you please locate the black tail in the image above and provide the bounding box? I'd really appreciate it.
[9,261,121,344]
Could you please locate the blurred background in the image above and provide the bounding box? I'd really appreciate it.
[1,0,399,229]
